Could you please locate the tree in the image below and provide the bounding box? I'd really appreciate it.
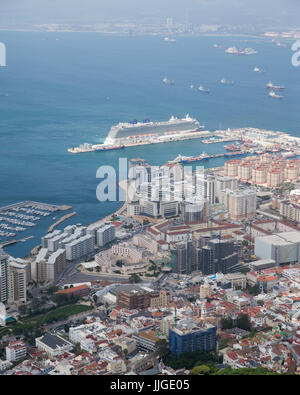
[155,339,169,359]
[129,274,141,283]
[52,293,69,306]
[190,365,211,375]
[221,317,234,330]
[248,284,260,296]
[240,267,250,275]
[47,285,59,295]
[236,314,251,331]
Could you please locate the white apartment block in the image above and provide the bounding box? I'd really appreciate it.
[46,249,66,282]
[111,243,143,264]
[33,248,66,283]
[96,223,116,247]
[65,234,95,261]
[5,341,27,362]
[196,173,216,204]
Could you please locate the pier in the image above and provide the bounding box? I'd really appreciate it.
[48,212,77,233]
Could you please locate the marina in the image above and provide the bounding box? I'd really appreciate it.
[0,201,71,245]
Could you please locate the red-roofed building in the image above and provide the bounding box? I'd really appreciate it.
[56,284,90,299]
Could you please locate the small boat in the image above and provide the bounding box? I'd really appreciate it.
[198,85,210,93]
[269,91,284,99]
[163,77,174,85]
[220,78,234,85]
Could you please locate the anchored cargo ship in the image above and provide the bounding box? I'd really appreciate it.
[266,81,285,90]
[169,153,210,164]
[225,144,241,151]
[225,47,257,55]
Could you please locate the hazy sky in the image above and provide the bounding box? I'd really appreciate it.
[1,0,300,28]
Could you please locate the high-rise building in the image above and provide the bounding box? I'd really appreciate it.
[7,261,27,305]
[96,223,116,247]
[180,197,208,223]
[0,250,8,304]
[46,249,66,282]
[220,188,256,220]
[196,173,216,204]
[171,241,202,274]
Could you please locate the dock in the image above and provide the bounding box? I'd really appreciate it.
[48,212,77,233]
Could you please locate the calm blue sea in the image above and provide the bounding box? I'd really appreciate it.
[0,32,299,257]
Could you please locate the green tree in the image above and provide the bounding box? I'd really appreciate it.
[129,274,141,283]
[52,293,69,306]
[190,365,211,375]
[221,317,234,330]
[236,314,251,331]
[155,339,169,359]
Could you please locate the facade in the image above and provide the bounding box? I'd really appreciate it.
[280,201,300,224]
[56,284,90,300]
[180,197,208,224]
[46,249,66,282]
[220,188,256,220]
[96,224,116,247]
[196,174,216,204]
[0,250,8,304]
[133,234,158,254]
[65,234,95,261]
[255,232,300,265]
[149,290,171,309]
[7,261,27,305]
[200,283,211,299]
[116,289,150,310]
[111,243,143,264]
[33,248,66,283]
[133,330,160,352]
[36,333,73,357]
[5,341,27,362]
[169,320,217,355]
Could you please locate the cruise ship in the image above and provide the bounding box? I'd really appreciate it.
[104,115,204,146]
